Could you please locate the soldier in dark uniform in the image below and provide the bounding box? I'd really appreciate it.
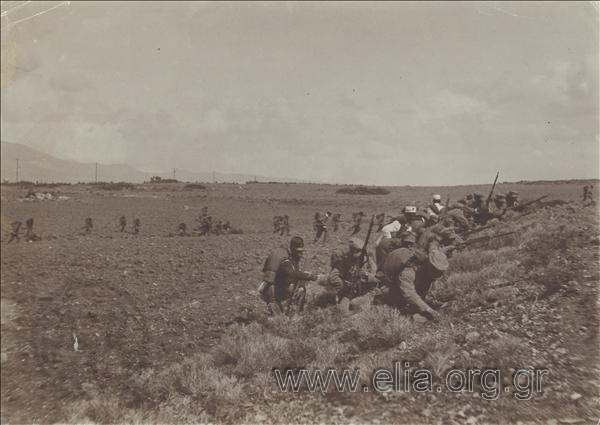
[375,213,386,232]
[332,213,342,232]
[132,218,140,235]
[178,222,188,236]
[199,215,212,236]
[279,215,290,236]
[273,216,282,234]
[583,185,595,206]
[269,236,318,316]
[313,211,331,243]
[349,211,365,236]
[8,221,22,243]
[83,217,93,235]
[119,216,127,232]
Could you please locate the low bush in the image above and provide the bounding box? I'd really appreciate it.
[336,186,390,195]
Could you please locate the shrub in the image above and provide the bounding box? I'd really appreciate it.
[184,183,206,190]
[336,186,390,195]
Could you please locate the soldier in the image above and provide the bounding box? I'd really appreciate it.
[417,224,462,255]
[198,215,212,236]
[273,216,282,234]
[279,215,290,236]
[8,221,22,243]
[332,213,342,232]
[119,215,127,232]
[506,191,520,208]
[583,185,595,206]
[132,218,141,234]
[260,236,318,316]
[313,211,331,243]
[378,248,449,321]
[375,231,417,271]
[427,194,445,218]
[375,213,386,232]
[349,211,366,236]
[315,238,377,311]
[24,218,40,241]
[178,222,188,236]
[83,217,93,235]
[375,214,404,246]
[213,219,223,235]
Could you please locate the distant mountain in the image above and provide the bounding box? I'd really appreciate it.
[0,142,310,184]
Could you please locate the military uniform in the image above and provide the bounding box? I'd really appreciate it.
[378,248,448,320]
[279,215,290,236]
[313,212,330,243]
[132,218,141,235]
[350,212,365,236]
[273,216,282,233]
[83,218,93,234]
[8,221,21,243]
[332,213,341,232]
[119,216,127,232]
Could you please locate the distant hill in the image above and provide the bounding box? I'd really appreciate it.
[0,142,311,184]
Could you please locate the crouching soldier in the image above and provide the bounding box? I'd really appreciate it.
[312,238,378,313]
[258,236,318,316]
[377,248,449,321]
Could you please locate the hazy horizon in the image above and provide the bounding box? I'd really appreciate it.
[1,2,598,186]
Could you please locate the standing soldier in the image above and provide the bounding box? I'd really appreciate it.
[199,215,212,236]
[83,217,93,235]
[8,221,22,243]
[119,216,127,232]
[583,185,595,206]
[313,211,331,243]
[350,211,365,236]
[273,216,282,234]
[375,213,386,232]
[332,213,342,232]
[178,222,188,236]
[279,215,290,236]
[427,194,445,219]
[132,218,140,235]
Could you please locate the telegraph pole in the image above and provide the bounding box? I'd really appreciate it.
[173,168,176,180]
[95,162,98,183]
[15,158,19,182]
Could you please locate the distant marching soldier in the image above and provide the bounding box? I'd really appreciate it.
[279,215,290,236]
[119,215,127,232]
[132,218,140,235]
[273,216,282,234]
[178,222,188,236]
[313,211,331,243]
[349,211,365,236]
[83,217,93,235]
[8,221,22,243]
[332,213,341,232]
[375,213,386,232]
[583,185,595,206]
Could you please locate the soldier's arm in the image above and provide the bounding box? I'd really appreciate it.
[280,260,315,282]
[397,267,437,319]
[326,268,345,292]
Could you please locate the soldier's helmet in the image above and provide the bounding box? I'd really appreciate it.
[507,191,519,198]
[428,249,449,273]
[432,194,442,202]
[289,236,305,253]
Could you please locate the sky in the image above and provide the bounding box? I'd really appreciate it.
[0,1,598,185]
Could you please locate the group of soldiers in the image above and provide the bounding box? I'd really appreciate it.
[118,216,141,234]
[272,215,291,236]
[180,206,240,237]
[258,183,555,321]
[7,218,40,243]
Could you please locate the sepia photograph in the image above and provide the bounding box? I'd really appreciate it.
[0,1,598,424]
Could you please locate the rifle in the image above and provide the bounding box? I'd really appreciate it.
[447,231,516,252]
[461,224,493,237]
[514,195,549,211]
[485,171,500,208]
[343,215,376,300]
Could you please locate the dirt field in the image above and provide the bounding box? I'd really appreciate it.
[1,181,598,424]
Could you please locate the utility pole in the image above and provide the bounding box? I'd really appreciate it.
[16,158,19,182]
[95,162,98,183]
[173,168,176,180]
